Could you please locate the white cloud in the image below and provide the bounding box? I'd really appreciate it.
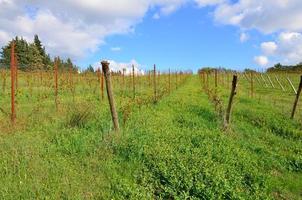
[2,0,302,67]
[240,32,249,42]
[0,0,188,61]
[201,0,302,65]
[195,0,225,7]
[261,32,302,65]
[93,59,145,75]
[110,47,122,52]
[212,0,302,34]
[254,56,269,67]
[261,42,277,55]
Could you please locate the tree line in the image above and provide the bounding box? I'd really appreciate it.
[0,35,78,72]
[267,63,302,73]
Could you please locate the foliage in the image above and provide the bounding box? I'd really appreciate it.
[267,62,302,72]
[0,73,301,199]
[0,35,77,71]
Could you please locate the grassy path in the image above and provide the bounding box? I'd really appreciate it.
[106,76,283,199]
[0,76,301,199]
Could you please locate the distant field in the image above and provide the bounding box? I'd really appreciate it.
[0,70,301,199]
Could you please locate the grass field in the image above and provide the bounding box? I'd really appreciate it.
[0,71,301,199]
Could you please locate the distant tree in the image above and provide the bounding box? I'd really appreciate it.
[267,62,302,72]
[34,35,52,69]
[28,43,44,71]
[244,68,257,73]
[84,65,95,73]
[0,35,78,71]
[0,37,30,69]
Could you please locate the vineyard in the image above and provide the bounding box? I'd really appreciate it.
[0,46,302,199]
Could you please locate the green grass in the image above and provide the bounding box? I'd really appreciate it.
[0,72,301,199]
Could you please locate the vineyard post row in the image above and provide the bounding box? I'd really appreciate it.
[198,69,302,128]
[1,42,192,127]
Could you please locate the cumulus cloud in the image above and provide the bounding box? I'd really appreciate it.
[261,42,277,55]
[2,0,302,66]
[212,0,302,33]
[0,0,188,60]
[254,56,269,67]
[93,59,145,75]
[260,32,302,65]
[202,0,302,65]
[195,0,225,7]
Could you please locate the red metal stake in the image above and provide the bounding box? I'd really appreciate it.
[10,41,16,123]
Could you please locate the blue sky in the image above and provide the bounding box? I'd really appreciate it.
[1,1,302,72]
[79,5,268,72]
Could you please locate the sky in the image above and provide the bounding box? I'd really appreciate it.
[1,0,302,73]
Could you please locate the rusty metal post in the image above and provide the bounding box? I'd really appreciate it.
[10,42,16,123]
[15,54,18,92]
[101,61,119,131]
[54,58,58,109]
[291,75,302,119]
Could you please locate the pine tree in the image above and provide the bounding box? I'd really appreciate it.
[28,43,44,71]
[0,35,74,71]
[86,65,94,73]
[34,34,52,69]
[0,41,11,68]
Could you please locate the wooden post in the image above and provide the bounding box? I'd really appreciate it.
[224,75,238,129]
[255,74,261,85]
[132,64,135,99]
[101,61,119,132]
[287,77,297,95]
[267,74,275,88]
[243,73,249,81]
[101,68,104,100]
[261,74,268,87]
[153,64,157,102]
[275,75,285,91]
[97,68,102,100]
[291,75,302,119]
[10,42,16,123]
